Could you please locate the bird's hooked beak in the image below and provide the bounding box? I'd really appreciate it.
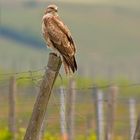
[45,4,58,14]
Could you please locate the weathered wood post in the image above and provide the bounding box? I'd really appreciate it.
[105,84,118,140]
[133,114,140,140]
[129,98,136,140]
[23,53,62,140]
[92,86,104,140]
[8,76,17,140]
[60,86,68,140]
[66,78,76,140]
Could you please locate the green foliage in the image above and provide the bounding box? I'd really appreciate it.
[43,132,60,140]
[0,71,43,87]
[42,133,97,140]
[0,69,10,84]
[76,77,93,88]
[16,127,26,140]
[0,129,125,140]
[87,134,96,140]
[0,129,12,140]
[17,72,43,87]
[76,133,96,140]
[54,76,93,88]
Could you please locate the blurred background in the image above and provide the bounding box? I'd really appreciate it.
[0,0,140,80]
[0,0,140,140]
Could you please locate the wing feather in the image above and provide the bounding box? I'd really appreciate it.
[52,16,76,48]
[43,15,77,73]
[44,16,76,54]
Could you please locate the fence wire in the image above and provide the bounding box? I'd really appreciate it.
[0,68,140,139]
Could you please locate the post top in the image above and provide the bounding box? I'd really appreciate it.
[47,53,62,71]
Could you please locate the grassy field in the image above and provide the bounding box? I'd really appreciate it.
[0,1,140,78]
[0,78,140,140]
[0,37,49,72]
[0,1,140,139]
[0,0,140,140]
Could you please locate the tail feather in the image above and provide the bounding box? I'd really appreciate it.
[63,60,70,75]
[63,55,77,74]
[50,40,77,74]
[73,56,77,71]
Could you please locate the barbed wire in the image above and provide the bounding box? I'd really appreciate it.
[0,99,139,107]
[0,67,45,77]
[53,83,140,91]
[1,67,140,91]
[1,80,140,91]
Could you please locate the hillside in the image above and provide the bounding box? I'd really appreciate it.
[0,37,48,72]
[57,0,140,9]
[0,1,140,79]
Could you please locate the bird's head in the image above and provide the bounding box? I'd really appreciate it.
[45,4,58,14]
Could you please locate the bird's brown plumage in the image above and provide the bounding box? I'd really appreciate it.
[42,4,77,74]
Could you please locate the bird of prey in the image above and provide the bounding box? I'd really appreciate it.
[42,4,77,74]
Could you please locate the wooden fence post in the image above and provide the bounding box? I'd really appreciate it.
[92,86,104,140]
[60,86,68,140]
[38,117,46,140]
[133,114,140,140]
[105,84,118,140]
[129,98,136,140]
[66,78,76,140]
[8,76,16,140]
[23,53,62,140]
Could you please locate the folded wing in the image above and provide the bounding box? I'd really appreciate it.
[43,16,77,73]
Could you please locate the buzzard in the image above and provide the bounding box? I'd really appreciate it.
[42,4,77,74]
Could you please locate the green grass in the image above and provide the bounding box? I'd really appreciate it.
[0,77,139,137]
[58,0,140,6]
[1,2,140,137]
[0,37,48,72]
[1,1,140,77]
